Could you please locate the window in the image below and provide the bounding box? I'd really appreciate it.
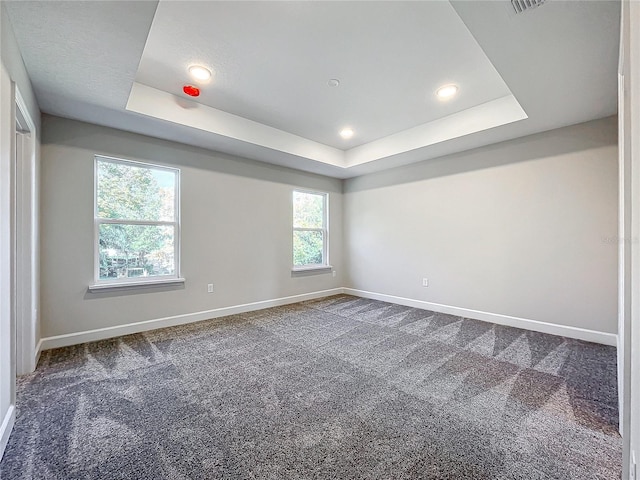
[93,156,181,287]
[293,190,328,269]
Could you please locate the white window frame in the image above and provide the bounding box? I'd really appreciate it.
[90,155,183,290]
[292,189,330,271]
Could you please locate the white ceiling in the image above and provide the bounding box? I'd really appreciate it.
[137,1,513,149]
[5,0,620,179]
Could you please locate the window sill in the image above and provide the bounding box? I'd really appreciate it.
[291,265,333,276]
[88,277,186,292]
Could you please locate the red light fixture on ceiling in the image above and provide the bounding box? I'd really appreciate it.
[183,85,200,97]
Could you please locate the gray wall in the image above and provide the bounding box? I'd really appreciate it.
[41,114,619,339]
[620,0,640,474]
[0,2,40,458]
[1,3,39,131]
[344,116,618,334]
[40,115,343,338]
[0,57,13,459]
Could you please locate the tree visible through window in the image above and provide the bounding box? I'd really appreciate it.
[95,156,180,284]
[293,190,328,268]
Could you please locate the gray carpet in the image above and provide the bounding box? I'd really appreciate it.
[0,295,621,479]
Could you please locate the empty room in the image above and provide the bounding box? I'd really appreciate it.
[1,0,640,479]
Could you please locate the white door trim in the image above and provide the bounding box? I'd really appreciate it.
[14,86,38,375]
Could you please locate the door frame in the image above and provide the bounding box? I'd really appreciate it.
[14,86,38,375]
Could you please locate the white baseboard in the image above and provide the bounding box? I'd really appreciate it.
[344,288,618,346]
[34,338,43,367]
[16,340,43,376]
[0,405,15,462]
[39,288,345,351]
[38,286,617,352]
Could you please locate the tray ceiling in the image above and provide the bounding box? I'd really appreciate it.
[5,0,620,178]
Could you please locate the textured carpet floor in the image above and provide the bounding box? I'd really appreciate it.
[0,295,621,479]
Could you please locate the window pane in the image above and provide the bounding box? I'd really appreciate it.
[97,159,175,221]
[293,191,324,228]
[293,230,324,266]
[99,224,175,279]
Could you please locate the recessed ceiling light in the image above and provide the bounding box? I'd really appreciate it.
[436,84,458,100]
[188,65,212,82]
[340,127,354,139]
[328,79,340,87]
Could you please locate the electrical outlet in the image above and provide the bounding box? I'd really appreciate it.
[332,271,337,277]
[207,283,214,293]
[422,278,429,287]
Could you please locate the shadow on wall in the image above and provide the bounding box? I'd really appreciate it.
[345,116,617,192]
[40,113,342,194]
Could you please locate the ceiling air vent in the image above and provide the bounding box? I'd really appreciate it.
[511,0,546,14]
